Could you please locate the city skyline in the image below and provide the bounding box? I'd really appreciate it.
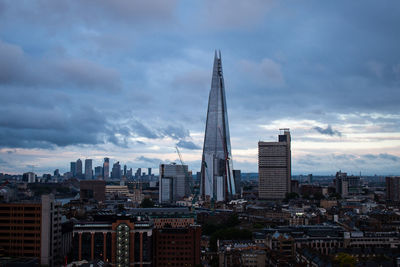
[1,1,400,175]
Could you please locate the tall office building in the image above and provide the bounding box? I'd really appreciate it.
[103,157,110,180]
[258,129,291,200]
[159,163,190,203]
[76,159,83,178]
[94,166,103,179]
[70,162,77,177]
[84,159,93,180]
[200,51,236,202]
[386,176,400,202]
[111,161,121,179]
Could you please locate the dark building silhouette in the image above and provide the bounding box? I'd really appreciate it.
[80,180,106,202]
[111,161,121,179]
[70,162,77,177]
[84,159,93,180]
[76,159,83,178]
[386,176,400,202]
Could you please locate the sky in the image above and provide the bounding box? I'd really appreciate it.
[0,0,400,176]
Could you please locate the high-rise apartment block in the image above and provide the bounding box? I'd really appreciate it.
[159,163,190,203]
[0,194,62,266]
[258,129,291,200]
[386,176,400,202]
[200,51,236,202]
[84,159,93,180]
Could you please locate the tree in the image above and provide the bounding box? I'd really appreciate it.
[335,253,357,267]
[140,198,154,208]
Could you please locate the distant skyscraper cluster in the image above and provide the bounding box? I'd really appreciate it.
[66,157,151,181]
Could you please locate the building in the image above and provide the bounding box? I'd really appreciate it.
[103,157,110,180]
[76,159,83,178]
[105,185,144,203]
[72,214,153,266]
[80,180,106,202]
[335,171,361,197]
[94,166,103,179]
[200,51,236,202]
[159,163,190,203]
[0,194,62,266]
[386,176,400,202]
[70,161,77,177]
[152,225,201,267]
[84,159,93,180]
[22,172,36,183]
[111,161,121,179]
[258,129,291,200]
[233,169,241,195]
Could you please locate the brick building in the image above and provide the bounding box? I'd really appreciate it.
[152,225,201,267]
[0,194,62,266]
[72,214,153,266]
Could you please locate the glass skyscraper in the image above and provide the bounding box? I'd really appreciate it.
[200,51,236,202]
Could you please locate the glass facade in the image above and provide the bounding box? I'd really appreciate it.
[201,51,236,201]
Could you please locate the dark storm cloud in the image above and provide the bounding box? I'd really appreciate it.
[176,140,200,150]
[313,125,342,137]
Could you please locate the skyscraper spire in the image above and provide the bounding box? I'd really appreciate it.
[200,51,236,202]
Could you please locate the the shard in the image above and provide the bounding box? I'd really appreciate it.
[200,51,236,202]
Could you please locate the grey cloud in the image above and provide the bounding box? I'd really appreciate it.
[1,0,178,29]
[0,40,25,84]
[313,125,342,137]
[0,39,121,91]
[161,125,189,140]
[176,140,200,150]
[135,156,164,165]
[239,58,285,87]
[202,0,275,29]
[56,59,121,91]
[131,120,159,139]
[363,153,399,162]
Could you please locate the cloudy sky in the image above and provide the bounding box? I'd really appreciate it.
[0,0,400,176]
